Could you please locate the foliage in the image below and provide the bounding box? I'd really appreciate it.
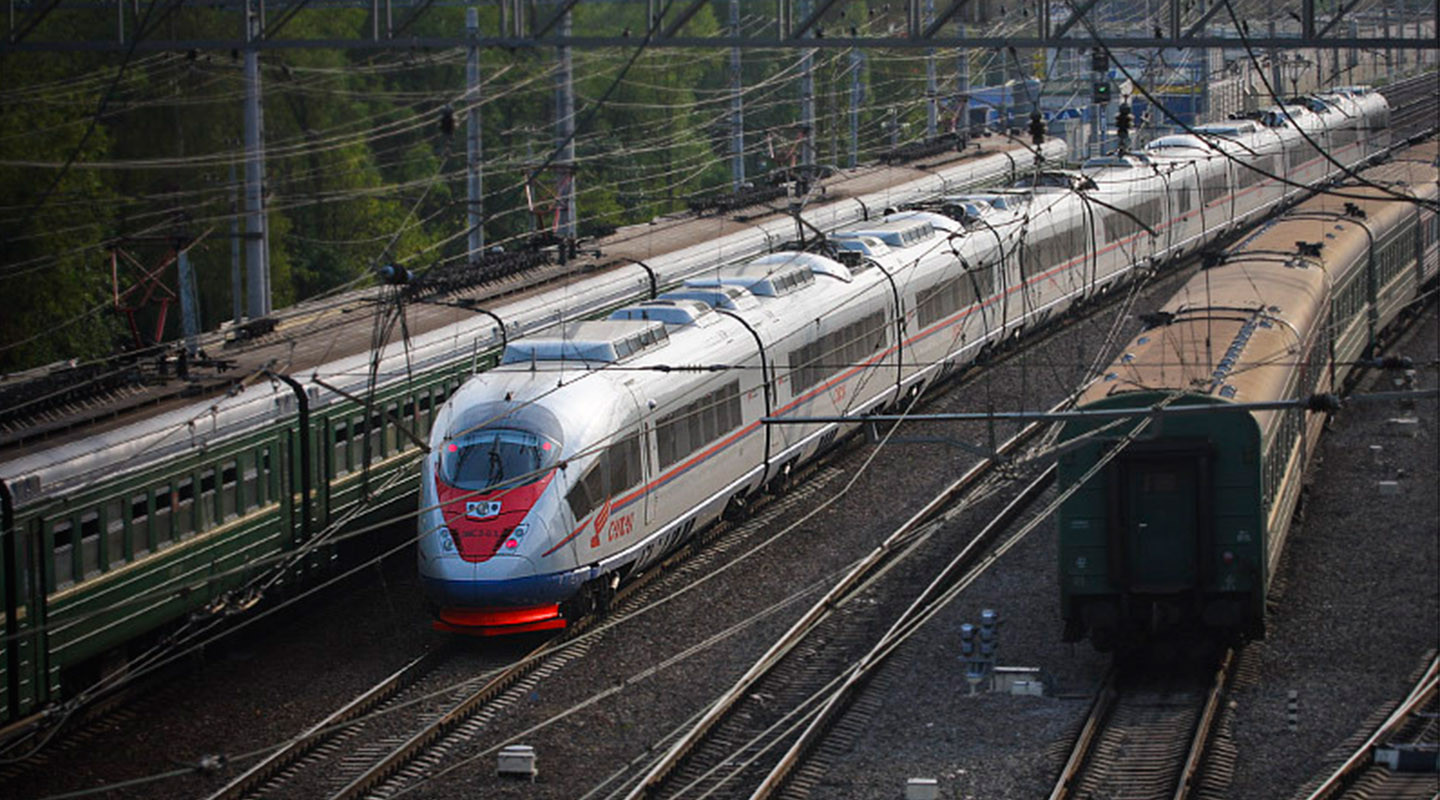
[0,2,974,372]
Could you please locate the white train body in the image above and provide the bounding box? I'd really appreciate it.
[419,89,1393,633]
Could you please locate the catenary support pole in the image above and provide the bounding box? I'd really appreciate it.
[243,0,271,318]
[176,240,199,355]
[230,159,242,322]
[730,0,745,190]
[956,23,969,134]
[925,0,937,139]
[555,4,576,241]
[799,0,815,169]
[849,44,861,168]
[466,7,484,258]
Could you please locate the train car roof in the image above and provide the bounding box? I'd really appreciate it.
[687,259,817,297]
[499,319,670,366]
[1078,144,1439,421]
[747,250,857,282]
[831,217,940,249]
[609,299,717,327]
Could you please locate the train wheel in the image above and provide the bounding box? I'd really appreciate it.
[767,461,794,497]
[722,492,751,523]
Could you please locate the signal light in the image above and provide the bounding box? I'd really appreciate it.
[1028,111,1046,147]
[1092,81,1112,105]
[1091,48,1108,74]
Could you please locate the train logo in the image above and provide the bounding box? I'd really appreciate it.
[596,500,613,538]
[465,500,502,519]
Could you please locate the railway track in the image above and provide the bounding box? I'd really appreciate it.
[1379,72,1440,143]
[610,429,1060,799]
[1049,649,1236,800]
[206,460,851,800]
[1293,654,1439,800]
[190,131,1434,798]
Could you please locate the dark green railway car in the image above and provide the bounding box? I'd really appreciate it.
[0,362,475,730]
[1057,394,1266,649]
[1056,146,1438,650]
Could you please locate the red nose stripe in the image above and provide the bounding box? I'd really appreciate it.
[435,605,566,636]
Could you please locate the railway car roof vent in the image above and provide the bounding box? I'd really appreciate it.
[749,251,856,282]
[1194,121,1260,137]
[1146,134,1210,151]
[829,235,891,261]
[609,299,715,327]
[687,261,816,297]
[831,219,937,249]
[499,320,669,366]
[658,284,758,312]
[1081,154,1153,171]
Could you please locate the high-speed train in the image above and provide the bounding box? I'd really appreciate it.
[419,86,1393,634]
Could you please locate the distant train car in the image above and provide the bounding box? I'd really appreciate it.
[1056,144,1438,650]
[421,87,1399,635]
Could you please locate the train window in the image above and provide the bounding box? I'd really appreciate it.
[608,434,643,495]
[130,492,150,557]
[654,381,740,471]
[332,422,350,477]
[351,414,367,470]
[153,485,173,547]
[1287,145,1310,171]
[385,403,401,454]
[106,498,127,567]
[242,453,260,511]
[51,518,74,590]
[199,468,217,531]
[175,478,196,539]
[1202,173,1227,205]
[1174,183,1192,215]
[80,510,101,579]
[788,311,886,394]
[221,460,239,521]
[259,448,274,506]
[917,277,976,328]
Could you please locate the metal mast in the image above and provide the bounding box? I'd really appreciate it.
[849,44,862,168]
[243,0,270,318]
[730,0,745,190]
[925,0,937,139]
[555,5,577,241]
[466,7,484,257]
[799,0,815,169]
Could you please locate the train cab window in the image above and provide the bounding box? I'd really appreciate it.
[441,427,562,493]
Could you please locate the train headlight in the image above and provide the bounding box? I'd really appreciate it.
[439,528,456,553]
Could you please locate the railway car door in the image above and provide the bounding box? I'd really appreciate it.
[619,379,655,527]
[1111,449,1209,593]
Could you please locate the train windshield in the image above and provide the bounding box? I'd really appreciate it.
[441,428,561,491]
